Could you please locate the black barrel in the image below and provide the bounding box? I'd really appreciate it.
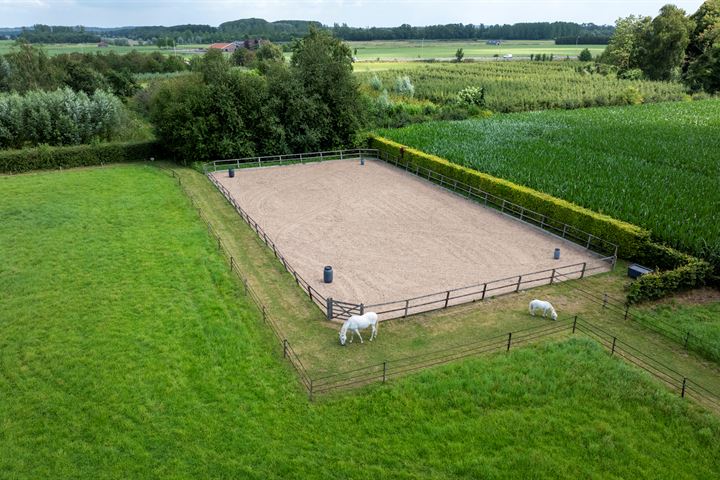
[324,266,333,283]
[228,168,235,178]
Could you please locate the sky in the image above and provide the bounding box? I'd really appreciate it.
[0,0,707,28]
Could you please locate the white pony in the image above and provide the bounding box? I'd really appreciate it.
[339,312,379,346]
[529,299,558,320]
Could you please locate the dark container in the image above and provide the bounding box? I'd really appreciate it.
[628,264,653,279]
[228,168,235,178]
[324,266,333,283]
[554,248,561,260]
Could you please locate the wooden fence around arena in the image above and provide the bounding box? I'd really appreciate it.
[203,148,617,322]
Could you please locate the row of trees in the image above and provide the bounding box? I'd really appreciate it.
[0,88,125,149]
[149,29,363,162]
[17,24,101,44]
[10,19,614,44]
[600,0,719,91]
[0,43,187,96]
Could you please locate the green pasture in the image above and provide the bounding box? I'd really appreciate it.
[0,39,205,56]
[0,38,605,60]
[378,100,720,269]
[2,164,720,478]
[349,39,606,60]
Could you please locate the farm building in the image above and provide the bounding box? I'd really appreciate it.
[207,39,268,53]
[208,42,240,53]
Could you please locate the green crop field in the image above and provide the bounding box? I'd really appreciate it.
[358,60,687,112]
[2,164,720,478]
[349,39,606,61]
[377,100,720,268]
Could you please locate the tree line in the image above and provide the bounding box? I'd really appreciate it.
[7,19,613,44]
[600,0,719,92]
[0,43,187,96]
[148,29,363,162]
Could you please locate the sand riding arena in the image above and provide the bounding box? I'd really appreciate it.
[206,150,616,321]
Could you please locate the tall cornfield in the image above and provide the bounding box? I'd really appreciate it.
[359,61,688,112]
[378,100,720,268]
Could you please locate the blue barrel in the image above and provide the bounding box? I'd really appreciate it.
[360,157,365,166]
[554,248,561,260]
[228,168,235,178]
[324,266,333,283]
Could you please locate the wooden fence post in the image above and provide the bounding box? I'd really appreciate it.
[243,278,248,296]
[404,299,409,318]
[624,304,629,320]
[603,294,608,309]
[481,283,487,301]
[262,306,267,323]
[383,361,387,383]
[684,332,690,349]
[309,379,313,401]
[326,297,333,320]
[611,337,617,355]
[681,378,687,398]
[572,316,577,333]
[516,275,522,292]
[230,256,234,270]
[580,263,587,279]
[283,339,288,358]
[507,332,512,352]
[550,269,555,285]
[360,304,365,315]
[444,291,450,308]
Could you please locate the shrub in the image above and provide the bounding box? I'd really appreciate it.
[578,48,593,61]
[369,74,383,91]
[394,75,415,97]
[456,86,486,107]
[0,140,160,174]
[0,88,126,149]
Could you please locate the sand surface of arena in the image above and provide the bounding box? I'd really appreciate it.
[213,159,608,311]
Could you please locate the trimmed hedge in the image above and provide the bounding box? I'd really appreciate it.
[627,257,713,304]
[369,135,649,258]
[0,141,161,174]
[369,135,712,303]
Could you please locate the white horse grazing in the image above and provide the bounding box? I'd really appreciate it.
[529,299,558,320]
[339,312,379,346]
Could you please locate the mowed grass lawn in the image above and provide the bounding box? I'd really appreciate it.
[1,164,720,478]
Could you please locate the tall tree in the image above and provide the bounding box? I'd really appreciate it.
[601,15,652,72]
[290,28,363,150]
[640,4,694,81]
[685,0,720,92]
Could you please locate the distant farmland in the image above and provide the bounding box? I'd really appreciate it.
[359,61,687,112]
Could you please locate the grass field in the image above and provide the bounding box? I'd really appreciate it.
[0,38,603,60]
[2,164,720,478]
[0,39,205,57]
[377,100,720,268]
[349,39,606,60]
[635,294,720,363]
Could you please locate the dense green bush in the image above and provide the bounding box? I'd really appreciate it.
[627,257,713,303]
[0,140,159,174]
[0,88,126,149]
